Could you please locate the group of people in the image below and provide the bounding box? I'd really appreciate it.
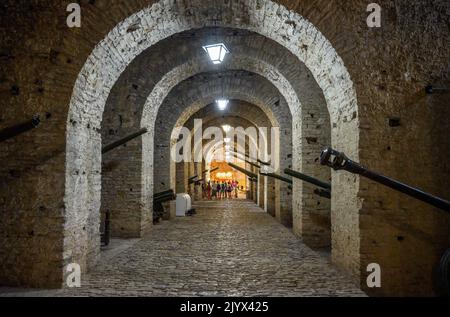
[202,180,240,200]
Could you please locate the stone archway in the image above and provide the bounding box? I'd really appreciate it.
[65,0,358,280]
[151,72,291,225]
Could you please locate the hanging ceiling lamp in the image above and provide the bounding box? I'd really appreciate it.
[216,99,229,111]
[203,43,229,65]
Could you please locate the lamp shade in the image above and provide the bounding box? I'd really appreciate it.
[216,99,229,111]
[203,43,229,64]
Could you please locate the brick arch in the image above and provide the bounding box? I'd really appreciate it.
[65,0,358,277]
[150,71,293,228]
[140,55,298,129]
[184,102,272,172]
[102,55,299,241]
[151,70,290,190]
[173,104,272,206]
[103,30,328,231]
[139,55,327,241]
[102,55,299,243]
[182,116,263,203]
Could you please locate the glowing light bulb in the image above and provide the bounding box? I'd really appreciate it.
[202,43,229,64]
[216,99,229,111]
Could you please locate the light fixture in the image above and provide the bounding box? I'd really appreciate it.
[222,125,232,133]
[203,43,229,64]
[216,99,229,111]
[224,138,231,143]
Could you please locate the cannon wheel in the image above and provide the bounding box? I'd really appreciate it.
[439,248,450,296]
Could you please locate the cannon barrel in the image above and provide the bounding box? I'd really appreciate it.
[233,150,270,166]
[188,175,199,184]
[0,115,41,143]
[153,190,176,224]
[154,189,175,199]
[102,128,148,154]
[314,189,331,199]
[247,161,261,169]
[284,168,331,190]
[202,167,219,174]
[154,193,176,203]
[194,179,204,186]
[154,189,176,202]
[261,172,329,199]
[320,147,450,212]
[260,172,293,185]
[228,163,258,179]
[204,167,220,174]
[230,151,261,168]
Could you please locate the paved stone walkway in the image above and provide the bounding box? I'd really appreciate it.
[0,200,365,297]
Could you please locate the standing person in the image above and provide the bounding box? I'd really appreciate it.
[221,182,226,199]
[234,180,239,199]
[207,181,212,200]
[227,182,232,199]
[211,181,217,200]
[217,182,222,200]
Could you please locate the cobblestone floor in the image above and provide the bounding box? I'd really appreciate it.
[0,200,365,297]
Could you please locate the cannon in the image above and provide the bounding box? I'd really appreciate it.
[260,172,292,185]
[246,160,262,169]
[194,178,205,186]
[233,150,270,166]
[230,151,262,169]
[321,147,450,295]
[102,128,148,154]
[154,189,175,200]
[320,147,450,212]
[284,168,331,199]
[262,172,330,198]
[188,175,198,185]
[314,189,331,199]
[153,189,176,224]
[228,162,258,180]
[202,167,219,175]
[284,168,331,190]
[0,115,41,143]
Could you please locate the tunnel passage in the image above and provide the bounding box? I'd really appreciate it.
[0,0,449,297]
